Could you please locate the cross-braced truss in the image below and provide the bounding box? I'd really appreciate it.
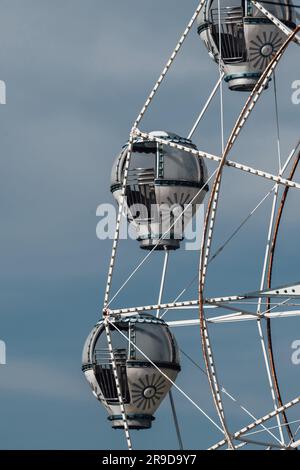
[100,0,300,450]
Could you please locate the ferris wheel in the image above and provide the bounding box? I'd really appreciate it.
[82,0,300,450]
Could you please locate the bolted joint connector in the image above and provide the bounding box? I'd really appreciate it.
[130,127,139,138]
[102,308,111,318]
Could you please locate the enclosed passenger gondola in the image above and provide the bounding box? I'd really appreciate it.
[82,314,181,430]
[197,0,296,91]
[110,131,208,250]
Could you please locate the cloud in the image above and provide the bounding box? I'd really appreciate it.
[0,0,299,450]
[0,358,87,402]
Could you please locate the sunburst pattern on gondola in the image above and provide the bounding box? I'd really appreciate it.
[166,192,191,206]
[131,374,166,410]
[249,31,283,70]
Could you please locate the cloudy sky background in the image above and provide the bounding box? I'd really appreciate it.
[0,0,299,449]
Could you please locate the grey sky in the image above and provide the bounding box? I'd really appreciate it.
[0,0,299,450]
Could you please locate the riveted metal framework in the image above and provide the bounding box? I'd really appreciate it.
[83,0,300,451]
